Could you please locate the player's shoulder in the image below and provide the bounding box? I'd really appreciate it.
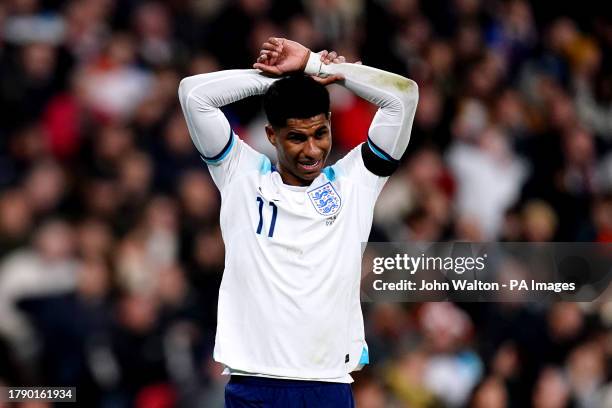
[333,143,395,179]
[330,143,394,194]
[332,144,363,173]
[206,134,273,191]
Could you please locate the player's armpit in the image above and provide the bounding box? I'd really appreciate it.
[360,140,399,177]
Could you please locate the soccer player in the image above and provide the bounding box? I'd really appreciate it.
[178,37,418,407]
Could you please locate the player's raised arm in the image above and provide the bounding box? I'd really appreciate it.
[254,38,419,177]
[177,69,277,164]
[313,54,418,176]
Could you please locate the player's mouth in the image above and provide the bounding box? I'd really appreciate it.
[297,160,321,172]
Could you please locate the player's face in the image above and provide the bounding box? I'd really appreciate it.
[266,113,331,186]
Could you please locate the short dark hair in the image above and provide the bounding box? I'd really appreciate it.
[263,74,330,128]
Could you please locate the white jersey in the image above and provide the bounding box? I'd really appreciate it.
[178,52,418,382]
[209,134,384,380]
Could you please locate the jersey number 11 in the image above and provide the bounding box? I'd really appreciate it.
[256,197,278,238]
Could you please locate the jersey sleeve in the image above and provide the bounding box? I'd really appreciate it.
[305,53,419,177]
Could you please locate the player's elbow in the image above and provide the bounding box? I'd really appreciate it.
[390,79,418,121]
[178,76,194,107]
[397,78,419,107]
[382,78,418,116]
[178,75,218,111]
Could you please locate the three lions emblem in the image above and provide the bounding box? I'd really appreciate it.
[307,182,341,216]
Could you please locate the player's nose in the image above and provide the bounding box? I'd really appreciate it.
[303,137,323,158]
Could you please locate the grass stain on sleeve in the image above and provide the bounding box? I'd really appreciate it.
[373,73,414,92]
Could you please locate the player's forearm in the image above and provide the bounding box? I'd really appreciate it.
[305,53,419,161]
[178,70,277,159]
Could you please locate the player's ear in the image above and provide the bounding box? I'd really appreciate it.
[265,124,277,146]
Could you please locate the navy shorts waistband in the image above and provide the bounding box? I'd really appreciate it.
[229,375,346,388]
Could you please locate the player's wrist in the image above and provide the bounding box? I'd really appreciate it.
[304,52,323,76]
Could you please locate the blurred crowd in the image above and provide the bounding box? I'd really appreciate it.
[0,0,611,407]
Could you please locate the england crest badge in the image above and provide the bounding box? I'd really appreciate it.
[307,182,341,216]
